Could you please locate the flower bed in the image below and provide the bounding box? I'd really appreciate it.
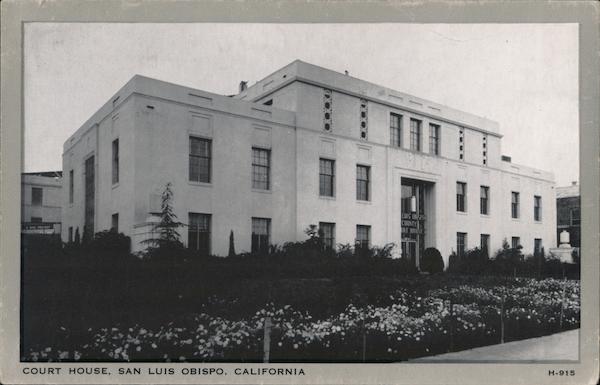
[23,277,579,362]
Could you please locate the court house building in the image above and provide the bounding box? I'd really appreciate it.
[61,60,556,267]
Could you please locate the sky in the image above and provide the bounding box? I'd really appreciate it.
[24,23,578,186]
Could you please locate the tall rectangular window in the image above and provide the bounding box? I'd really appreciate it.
[319,158,335,197]
[189,137,211,183]
[457,232,467,258]
[356,225,371,249]
[84,155,95,237]
[356,165,370,201]
[111,213,119,232]
[319,222,335,250]
[480,234,490,258]
[511,236,520,249]
[511,192,520,219]
[456,182,466,212]
[189,213,211,255]
[534,238,542,256]
[252,148,270,190]
[31,187,43,206]
[571,208,581,225]
[68,227,73,243]
[69,169,74,204]
[429,123,440,155]
[480,186,489,215]
[390,113,402,147]
[251,217,271,254]
[112,138,119,184]
[410,119,421,151]
[534,195,542,221]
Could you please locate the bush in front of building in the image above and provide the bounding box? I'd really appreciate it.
[447,247,489,275]
[421,247,444,274]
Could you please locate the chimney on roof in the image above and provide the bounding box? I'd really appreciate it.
[572,181,577,186]
[344,70,349,76]
[239,81,248,93]
[501,155,511,163]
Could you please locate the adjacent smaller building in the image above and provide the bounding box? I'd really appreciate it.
[556,181,580,249]
[21,171,62,235]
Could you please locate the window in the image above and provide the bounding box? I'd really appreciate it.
[356,165,370,201]
[251,217,271,254]
[112,139,119,184]
[319,158,335,197]
[511,237,520,249]
[189,213,211,255]
[319,222,335,250]
[480,186,489,215]
[429,123,440,155]
[534,195,542,221]
[410,119,421,151]
[356,225,371,249]
[571,208,581,226]
[68,227,73,243]
[534,238,542,256]
[189,137,211,183]
[31,187,43,206]
[511,192,520,219]
[456,182,466,212]
[252,148,271,190]
[390,113,402,147]
[480,234,490,258]
[457,232,467,258]
[111,213,119,232]
[69,169,74,204]
[31,217,42,223]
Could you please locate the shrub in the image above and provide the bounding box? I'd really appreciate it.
[89,229,131,254]
[421,247,444,273]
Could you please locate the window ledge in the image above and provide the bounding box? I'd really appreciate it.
[480,213,490,218]
[456,211,468,215]
[252,188,272,194]
[534,220,543,224]
[356,200,372,205]
[189,181,212,187]
[319,195,336,201]
[112,182,119,189]
[511,218,521,222]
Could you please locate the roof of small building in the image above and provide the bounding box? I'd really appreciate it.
[556,183,579,198]
[23,171,63,178]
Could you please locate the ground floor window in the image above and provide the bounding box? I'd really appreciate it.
[511,236,521,249]
[534,238,543,256]
[251,217,271,254]
[480,234,490,258]
[356,225,371,250]
[111,213,119,232]
[189,213,211,255]
[457,232,467,257]
[319,222,335,250]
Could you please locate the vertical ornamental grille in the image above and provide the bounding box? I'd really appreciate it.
[482,134,488,165]
[323,89,333,132]
[359,99,368,139]
[459,128,465,160]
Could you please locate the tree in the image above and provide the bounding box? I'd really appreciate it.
[228,230,236,257]
[421,247,444,274]
[73,227,81,246]
[143,182,183,252]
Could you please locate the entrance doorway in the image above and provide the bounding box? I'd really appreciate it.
[401,178,428,269]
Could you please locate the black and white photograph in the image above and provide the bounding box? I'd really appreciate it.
[1,1,599,384]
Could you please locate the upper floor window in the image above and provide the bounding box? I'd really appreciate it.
[69,169,74,204]
[319,158,335,197]
[251,217,271,254]
[359,99,368,139]
[252,148,271,190]
[112,138,119,185]
[356,165,370,201]
[31,187,43,206]
[480,186,489,215]
[319,222,336,250]
[456,182,466,212]
[323,89,333,132]
[189,213,211,255]
[189,136,211,183]
[390,113,402,147]
[570,208,580,226]
[429,123,440,155]
[511,192,520,219]
[410,119,422,151]
[534,195,542,221]
[356,225,371,249]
